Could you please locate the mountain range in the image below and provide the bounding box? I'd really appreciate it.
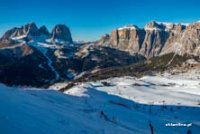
[99,21,200,57]
[0,21,200,87]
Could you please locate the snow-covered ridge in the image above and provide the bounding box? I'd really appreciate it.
[117,24,139,30]
[65,73,200,106]
[144,21,189,31]
[156,21,190,27]
[116,21,191,32]
[10,34,28,40]
[0,42,25,50]
[144,26,161,31]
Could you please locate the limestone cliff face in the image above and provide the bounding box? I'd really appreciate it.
[110,25,145,53]
[139,21,172,57]
[101,21,199,58]
[161,22,200,56]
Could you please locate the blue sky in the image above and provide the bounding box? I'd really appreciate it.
[0,0,200,41]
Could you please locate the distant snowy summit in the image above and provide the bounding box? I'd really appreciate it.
[0,22,73,45]
[144,21,187,31]
[117,21,190,31]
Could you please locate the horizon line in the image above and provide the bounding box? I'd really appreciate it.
[0,19,200,41]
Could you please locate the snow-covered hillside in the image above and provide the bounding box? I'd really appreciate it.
[0,73,200,134]
[73,74,200,106]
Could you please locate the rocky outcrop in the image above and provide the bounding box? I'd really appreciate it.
[0,44,33,58]
[51,24,73,44]
[97,34,110,46]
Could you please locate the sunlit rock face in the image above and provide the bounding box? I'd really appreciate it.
[101,21,199,58]
[161,22,200,56]
[110,25,145,53]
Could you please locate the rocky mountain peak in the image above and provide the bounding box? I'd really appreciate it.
[0,23,73,44]
[51,24,73,44]
[24,22,38,31]
[39,25,50,36]
[23,22,40,36]
[145,21,172,31]
[0,28,18,41]
[0,22,40,41]
[145,21,164,29]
